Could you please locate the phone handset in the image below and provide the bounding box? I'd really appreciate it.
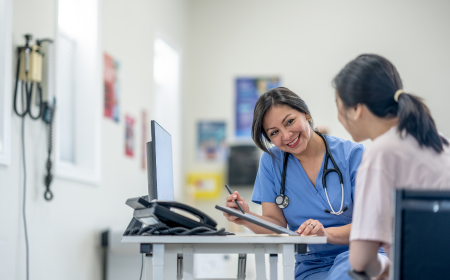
[125,197,219,231]
[156,200,217,228]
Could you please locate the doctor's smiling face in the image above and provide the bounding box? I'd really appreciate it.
[252,87,314,157]
[263,105,313,156]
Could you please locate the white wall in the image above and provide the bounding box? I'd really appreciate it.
[0,0,188,279]
[2,0,450,279]
[184,0,450,229]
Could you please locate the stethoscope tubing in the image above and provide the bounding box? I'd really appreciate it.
[324,183,345,215]
[277,131,346,215]
[318,132,345,215]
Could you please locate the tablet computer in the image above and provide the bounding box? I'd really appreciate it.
[215,205,300,236]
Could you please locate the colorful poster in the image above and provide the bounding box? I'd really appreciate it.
[125,115,135,157]
[103,52,120,122]
[235,77,280,138]
[197,121,227,162]
[142,110,148,169]
[187,172,223,200]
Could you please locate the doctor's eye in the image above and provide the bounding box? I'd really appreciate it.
[286,118,294,125]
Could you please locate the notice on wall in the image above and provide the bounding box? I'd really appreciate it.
[235,77,280,138]
[197,121,227,162]
[103,52,120,122]
[125,114,135,157]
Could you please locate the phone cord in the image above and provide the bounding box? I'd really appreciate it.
[124,223,228,236]
[20,85,30,280]
[44,106,55,201]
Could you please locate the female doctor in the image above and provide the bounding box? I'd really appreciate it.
[223,87,385,279]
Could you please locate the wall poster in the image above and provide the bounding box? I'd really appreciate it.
[103,52,120,122]
[235,77,280,138]
[187,172,223,200]
[197,121,227,162]
[125,114,135,157]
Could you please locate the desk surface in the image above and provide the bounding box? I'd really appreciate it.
[122,234,327,244]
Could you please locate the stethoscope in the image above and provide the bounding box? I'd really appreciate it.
[274,131,348,215]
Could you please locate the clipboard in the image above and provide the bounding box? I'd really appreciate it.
[215,205,300,236]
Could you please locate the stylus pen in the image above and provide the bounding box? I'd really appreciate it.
[225,184,246,214]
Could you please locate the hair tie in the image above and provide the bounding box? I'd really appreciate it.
[394,89,404,102]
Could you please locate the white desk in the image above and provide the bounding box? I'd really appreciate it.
[122,235,326,280]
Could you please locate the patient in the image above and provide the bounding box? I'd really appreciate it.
[332,54,450,278]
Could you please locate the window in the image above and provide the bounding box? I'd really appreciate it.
[54,0,101,184]
[0,0,12,166]
[56,33,76,163]
[153,37,181,198]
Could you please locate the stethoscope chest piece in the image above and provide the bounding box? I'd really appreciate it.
[275,194,289,209]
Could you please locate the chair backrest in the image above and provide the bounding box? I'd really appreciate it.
[392,190,450,279]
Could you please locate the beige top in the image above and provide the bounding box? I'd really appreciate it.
[350,126,450,254]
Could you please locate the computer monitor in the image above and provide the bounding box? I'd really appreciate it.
[146,120,174,201]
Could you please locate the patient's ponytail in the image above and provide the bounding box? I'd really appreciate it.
[333,54,448,153]
[396,93,448,153]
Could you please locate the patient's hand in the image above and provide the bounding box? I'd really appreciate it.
[295,219,327,237]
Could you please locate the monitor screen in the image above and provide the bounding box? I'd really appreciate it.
[147,121,174,201]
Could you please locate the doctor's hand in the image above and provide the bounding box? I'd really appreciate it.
[295,219,327,237]
[223,191,250,225]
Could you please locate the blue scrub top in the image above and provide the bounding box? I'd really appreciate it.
[252,135,364,257]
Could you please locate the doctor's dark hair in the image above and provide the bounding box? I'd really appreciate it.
[333,54,448,153]
[251,87,314,157]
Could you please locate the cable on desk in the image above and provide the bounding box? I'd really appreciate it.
[139,253,143,280]
[124,222,229,236]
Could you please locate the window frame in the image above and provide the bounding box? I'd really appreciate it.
[53,0,102,185]
[0,0,12,166]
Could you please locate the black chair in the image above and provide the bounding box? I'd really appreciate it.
[392,189,450,279]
